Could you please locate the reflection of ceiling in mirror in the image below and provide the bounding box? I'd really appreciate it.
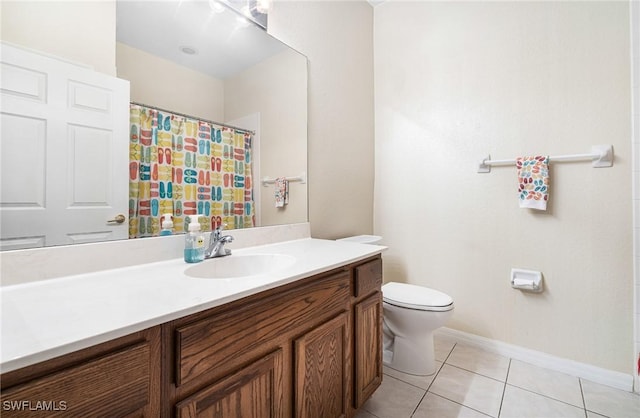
[116,0,286,79]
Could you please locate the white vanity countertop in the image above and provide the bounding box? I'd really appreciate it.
[1,238,386,373]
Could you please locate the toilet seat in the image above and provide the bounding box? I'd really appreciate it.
[382,282,453,312]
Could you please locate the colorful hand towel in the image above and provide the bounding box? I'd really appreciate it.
[516,156,549,210]
[274,177,289,208]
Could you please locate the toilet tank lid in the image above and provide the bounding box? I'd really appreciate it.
[382,282,453,308]
[337,235,382,244]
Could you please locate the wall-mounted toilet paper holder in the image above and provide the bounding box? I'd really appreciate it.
[511,268,543,292]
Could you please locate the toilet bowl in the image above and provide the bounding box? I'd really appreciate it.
[382,282,454,376]
[336,236,453,375]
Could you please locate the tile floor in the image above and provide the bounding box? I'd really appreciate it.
[356,335,640,418]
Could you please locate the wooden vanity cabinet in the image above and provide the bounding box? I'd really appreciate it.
[0,255,383,418]
[164,267,354,418]
[166,255,383,418]
[0,327,161,417]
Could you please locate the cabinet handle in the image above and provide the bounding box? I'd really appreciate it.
[107,214,126,224]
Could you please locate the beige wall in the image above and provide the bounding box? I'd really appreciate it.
[268,0,375,239]
[116,42,225,122]
[374,0,633,373]
[0,0,116,76]
[225,49,308,226]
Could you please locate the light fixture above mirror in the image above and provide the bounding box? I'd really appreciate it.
[219,0,270,30]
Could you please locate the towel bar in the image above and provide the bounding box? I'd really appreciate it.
[477,145,613,173]
[261,172,307,186]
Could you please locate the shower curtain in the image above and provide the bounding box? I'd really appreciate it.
[128,104,255,238]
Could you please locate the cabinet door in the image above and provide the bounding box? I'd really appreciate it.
[354,292,383,408]
[294,312,348,418]
[1,342,151,417]
[174,349,284,418]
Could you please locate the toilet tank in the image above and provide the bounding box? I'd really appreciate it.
[337,235,382,245]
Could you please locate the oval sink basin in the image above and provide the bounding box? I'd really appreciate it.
[184,254,296,279]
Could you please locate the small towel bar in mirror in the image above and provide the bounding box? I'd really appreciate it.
[261,172,307,186]
[477,145,613,173]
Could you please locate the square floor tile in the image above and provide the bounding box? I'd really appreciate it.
[499,385,585,418]
[383,362,442,390]
[446,344,510,382]
[430,364,505,417]
[581,379,640,418]
[413,392,491,418]
[507,360,583,407]
[361,374,426,418]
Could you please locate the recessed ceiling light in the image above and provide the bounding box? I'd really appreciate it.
[180,46,198,55]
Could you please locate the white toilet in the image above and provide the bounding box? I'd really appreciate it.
[337,235,455,376]
[382,282,454,376]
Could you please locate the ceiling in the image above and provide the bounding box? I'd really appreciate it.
[116,0,286,79]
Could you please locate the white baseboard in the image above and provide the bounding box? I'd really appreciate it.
[436,327,635,392]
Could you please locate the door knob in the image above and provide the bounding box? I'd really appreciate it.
[107,214,126,224]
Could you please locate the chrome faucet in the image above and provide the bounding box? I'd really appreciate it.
[205,225,234,259]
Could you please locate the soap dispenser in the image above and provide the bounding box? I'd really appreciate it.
[160,213,173,236]
[184,215,205,263]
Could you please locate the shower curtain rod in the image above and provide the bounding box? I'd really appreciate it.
[129,101,256,135]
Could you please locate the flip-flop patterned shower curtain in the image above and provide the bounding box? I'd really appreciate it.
[129,104,255,238]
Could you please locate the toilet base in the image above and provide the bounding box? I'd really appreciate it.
[383,330,437,376]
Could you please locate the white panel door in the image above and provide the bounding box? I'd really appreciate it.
[0,43,130,250]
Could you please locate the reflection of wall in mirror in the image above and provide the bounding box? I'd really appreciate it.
[225,49,307,227]
[116,43,225,123]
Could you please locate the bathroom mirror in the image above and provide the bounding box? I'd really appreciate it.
[0,0,308,250]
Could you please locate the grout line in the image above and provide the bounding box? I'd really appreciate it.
[409,389,428,417]
[427,365,443,392]
[443,342,511,383]
[505,382,588,413]
[497,359,512,417]
[579,379,588,418]
[381,368,434,392]
[409,342,456,417]
[420,341,458,392]
[442,341,457,364]
[445,363,508,384]
[424,392,494,417]
[373,373,427,418]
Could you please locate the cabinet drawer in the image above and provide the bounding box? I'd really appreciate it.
[1,342,150,417]
[175,270,351,387]
[354,258,382,298]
